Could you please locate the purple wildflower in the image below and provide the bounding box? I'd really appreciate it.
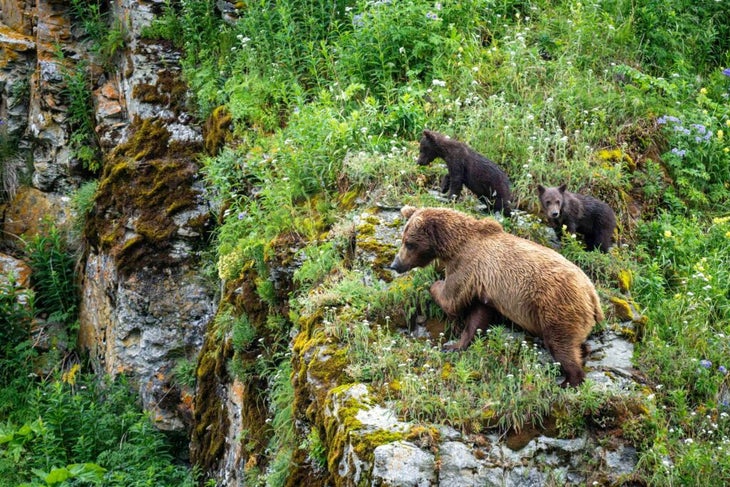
[353,14,364,27]
[426,11,439,20]
[700,359,712,368]
[723,68,730,77]
[691,124,707,134]
[671,148,686,157]
[719,365,727,374]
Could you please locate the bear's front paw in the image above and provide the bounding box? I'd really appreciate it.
[429,280,445,298]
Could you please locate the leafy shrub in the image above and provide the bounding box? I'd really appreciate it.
[25,227,78,323]
[69,0,127,68]
[70,180,98,238]
[0,375,195,486]
[0,277,34,360]
[58,60,100,173]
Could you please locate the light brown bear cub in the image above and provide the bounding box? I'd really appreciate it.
[389,206,603,387]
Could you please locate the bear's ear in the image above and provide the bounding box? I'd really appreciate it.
[423,129,436,141]
[558,183,567,193]
[537,184,545,195]
[401,205,418,219]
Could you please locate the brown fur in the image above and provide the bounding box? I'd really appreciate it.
[390,206,603,387]
[537,184,616,252]
[417,130,512,216]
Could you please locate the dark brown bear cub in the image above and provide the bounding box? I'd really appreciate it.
[417,129,512,216]
[390,205,603,387]
[537,184,616,253]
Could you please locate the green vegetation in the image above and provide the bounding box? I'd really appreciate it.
[57,59,101,173]
[0,228,194,485]
[6,0,730,485]
[156,0,730,483]
[69,0,127,68]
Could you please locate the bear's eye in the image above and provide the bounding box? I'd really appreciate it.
[405,241,416,251]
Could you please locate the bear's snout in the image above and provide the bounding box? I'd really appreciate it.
[550,210,560,218]
[388,255,408,273]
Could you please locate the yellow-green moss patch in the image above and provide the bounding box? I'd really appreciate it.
[85,118,208,275]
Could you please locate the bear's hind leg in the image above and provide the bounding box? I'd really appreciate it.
[544,337,586,387]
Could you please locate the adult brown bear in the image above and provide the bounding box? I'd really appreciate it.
[389,206,603,387]
[417,130,512,216]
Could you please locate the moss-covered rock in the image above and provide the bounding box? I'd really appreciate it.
[84,117,210,276]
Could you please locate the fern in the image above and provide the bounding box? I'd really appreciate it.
[25,227,78,323]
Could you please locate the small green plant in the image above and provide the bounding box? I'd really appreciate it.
[140,0,185,46]
[264,361,295,487]
[0,374,195,486]
[69,0,127,68]
[24,226,78,323]
[0,277,34,355]
[656,111,730,209]
[70,180,98,238]
[172,358,197,389]
[58,59,101,173]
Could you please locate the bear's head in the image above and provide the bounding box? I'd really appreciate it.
[537,184,567,220]
[389,205,438,273]
[416,129,445,166]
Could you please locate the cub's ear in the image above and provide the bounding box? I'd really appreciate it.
[401,205,418,219]
[558,183,567,193]
[423,129,436,141]
[537,184,545,195]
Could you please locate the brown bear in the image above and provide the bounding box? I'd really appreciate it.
[389,206,603,387]
[537,184,616,253]
[417,129,512,216]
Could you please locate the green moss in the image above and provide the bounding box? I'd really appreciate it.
[609,296,634,322]
[356,222,376,236]
[353,430,405,459]
[337,189,360,211]
[323,385,367,481]
[617,269,633,293]
[84,117,209,276]
[190,313,233,472]
[357,236,397,282]
[204,105,233,156]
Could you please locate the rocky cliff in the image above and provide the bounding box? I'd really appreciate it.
[1,0,216,435]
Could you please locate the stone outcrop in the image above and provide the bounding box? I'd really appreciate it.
[1,0,216,433]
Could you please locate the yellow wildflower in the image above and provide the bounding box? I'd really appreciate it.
[62,363,81,386]
[726,120,730,127]
[726,230,730,238]
[719,130,725,141]
[700,88,707,95]
[664,230,672,238]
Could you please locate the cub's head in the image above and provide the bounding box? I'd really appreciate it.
[416,129,445,166]
[537,184,567,220]
[389,205,438,273]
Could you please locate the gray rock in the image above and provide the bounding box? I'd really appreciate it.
[372,442,436,487]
